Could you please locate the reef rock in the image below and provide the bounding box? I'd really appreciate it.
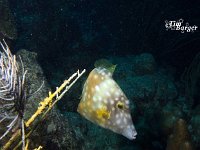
[133,53,156,75]
[0,0,17,40]
[189,105,200,149]
[166,118,193,150]
[111,54,177,103]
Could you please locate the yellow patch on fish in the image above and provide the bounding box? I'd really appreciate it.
[77,67,137,140]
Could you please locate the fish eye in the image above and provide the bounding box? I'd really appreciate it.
[116,102,124,110]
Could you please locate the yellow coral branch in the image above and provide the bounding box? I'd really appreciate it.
[2,129,21,149]
[3,69,86,150]
[34,146,43,150]
[25,139,29,150]
[25,69,85,127]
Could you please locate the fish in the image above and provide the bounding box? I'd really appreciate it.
[77,66,137,140]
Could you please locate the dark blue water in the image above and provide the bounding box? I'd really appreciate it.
[1,0,200,149]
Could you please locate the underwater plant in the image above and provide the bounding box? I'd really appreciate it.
[0,39,27,146]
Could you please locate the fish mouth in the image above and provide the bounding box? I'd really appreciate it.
[132,132,137,139]
[122,127,137,140]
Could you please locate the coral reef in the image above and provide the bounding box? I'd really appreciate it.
[189,105,200,148]
[110,54,177,102]
[160,102,184,136]
[133,53,156,75]
[1,48,84,149]
[166,118,193,150]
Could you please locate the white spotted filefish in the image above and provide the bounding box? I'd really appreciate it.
[77,67,137,140]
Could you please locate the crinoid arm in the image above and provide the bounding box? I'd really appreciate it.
[0,39,27,148]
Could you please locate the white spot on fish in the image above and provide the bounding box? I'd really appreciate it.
[95,85,100,91]
[125,100,129,105]
[115,91,120,96]
[94,74,98,79]
[98,96,102,101]
[93,96,97,102]
[103,82,108,88]
[123,118,127,124]
[125,114,129,118]
[103,99,108,104]
[106,91,111,97]
[116,114,119,118]
[107,80,112,85]
[97,103,103,109]
[116,119,121,125]
[110,100,114,105]
[101,72,106,76]
[120,112,123,117]
[107,72,112,77]
[110,88,115,93]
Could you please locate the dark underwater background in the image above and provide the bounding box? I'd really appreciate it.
[1,0,200,149]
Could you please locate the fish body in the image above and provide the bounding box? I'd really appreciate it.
[77,67,137,140]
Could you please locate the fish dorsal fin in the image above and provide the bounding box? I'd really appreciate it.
[94,59,117,75]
